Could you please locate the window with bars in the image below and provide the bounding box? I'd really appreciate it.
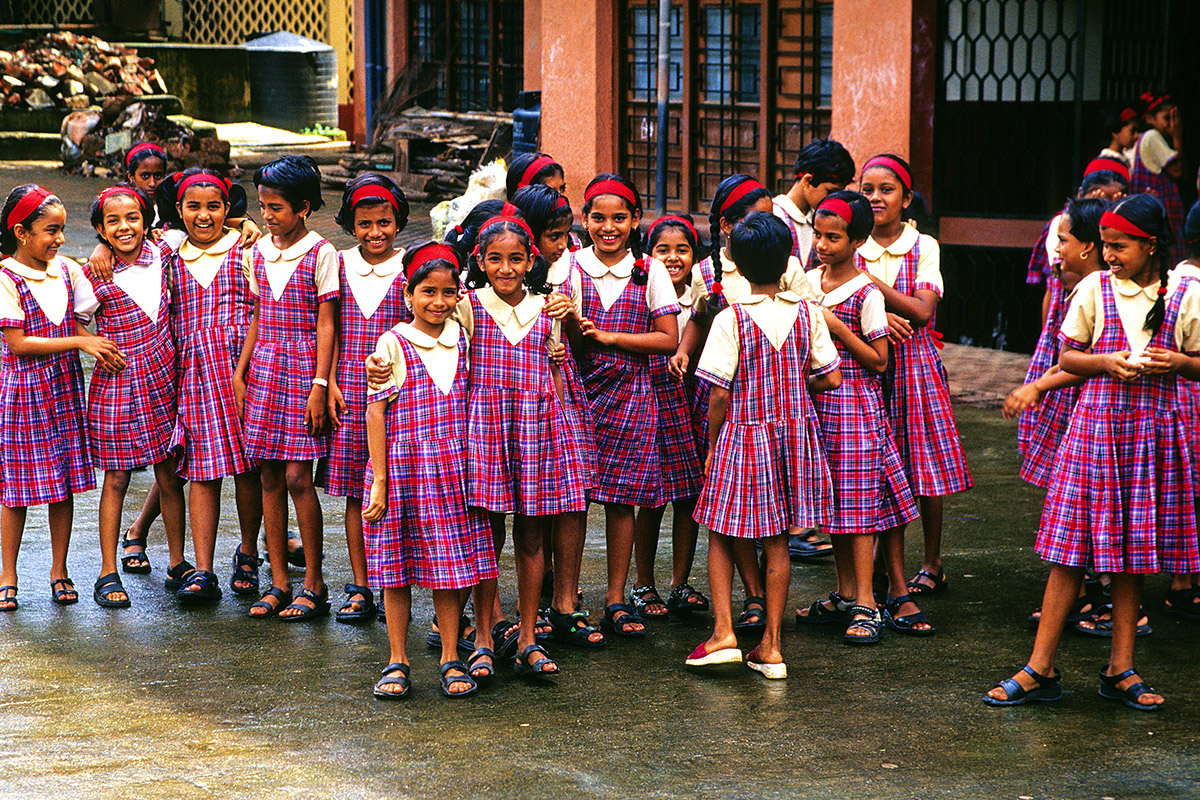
[620,0,832,213]
[410,0,523,112]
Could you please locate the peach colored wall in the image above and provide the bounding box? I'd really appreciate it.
[831,0,914,174]
[524,0,543,92]
[539,0,617,211]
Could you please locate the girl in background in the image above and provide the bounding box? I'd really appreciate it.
[1131,93,1186,262]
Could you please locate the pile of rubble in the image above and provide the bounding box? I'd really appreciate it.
[1,32,167,111]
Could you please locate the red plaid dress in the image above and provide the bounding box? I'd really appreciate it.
[857,236,973,497]
[1175,271,1200,494]
[1036,274,1199,574]
[811,281,919,535]
[648,313,704,504]
[169,235,256,481]
[1024,217,1058,286]
[690,257,722,452]
[575,260,678,506]
[0,259,94,506]
[1017,278,1069,456]
[363,327,497,589]
[244,238,337,462]
[465,290,590,515]
[317,250,409,497]
[550,255,597,485]
[693,301,836,538]
[1131,132,1187,264]
[83,241,176,470]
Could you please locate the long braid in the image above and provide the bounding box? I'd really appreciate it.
[1145,250,1170,334]
[707,206,723,302]
[630,223,648,285]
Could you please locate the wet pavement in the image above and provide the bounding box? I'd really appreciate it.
[0,165,1198,799]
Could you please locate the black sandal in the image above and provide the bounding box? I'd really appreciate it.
[843,605,882,645]
[666,582,709,614]
[513,643,559,679]
[0,585,16,612]
[373,663,410,700]
[467,647,496,683]
[439,660,478,697]
[1163,587,1200,622]
[335,583,377,623]
[120,534,151,574]
[51,577,78,606]
[734,596,767,633]
[602,602,646,638]
[427,614,476,650]
[177,569,222,604]
[906,567,948,596]
[1074,605,1153,638]
[248,586,292,618]
[1098,665,1161,711]
[229,544,261,596]
[882,594,936,636]
[795,591,851,625]
[630,585,668,617]
[547,606,606,648]
[93,572,131,609]
[164,559,196,593]
[984,665,1062,706]
[491,619,520,659]
[279,586,330,622]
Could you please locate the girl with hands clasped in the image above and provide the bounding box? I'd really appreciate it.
[986,194,1200,711]
[0,185,116,610]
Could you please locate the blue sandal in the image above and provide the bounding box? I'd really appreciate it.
[603,602,646,638]
[373,663,410,700]
[0,585,17,612]
[93,572,131,609]
[177,569,222,604]
[984,665,1062,706]
[467,647,496,683]
[882,594,936,636]
[439,660,478,697]
[796,590,852,625]
[1098,666,1161,711]
[164,560,196,593]
[279,586,330,622]
[513,643,559,679]
[249,586,292,618]
[229,544,261,596]
[335,583,376,623]
[51,578,78,606]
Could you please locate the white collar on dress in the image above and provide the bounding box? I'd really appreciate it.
[1111,274,1162,300]
[343,245,404,277]
[476,285,543,327]
[179,229,239,263]
[396,320,461,349]
[732,290,801,306]
[772,193,811,224]
[858,224,919,260]
[577,246,634,279]
[256,230,322,262]
[808,269,871,307]
[2,256,63,281]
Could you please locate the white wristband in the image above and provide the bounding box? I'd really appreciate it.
[312,377,329,388]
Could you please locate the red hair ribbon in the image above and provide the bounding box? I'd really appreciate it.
[1100,210,1152,239]
[1142,92,1170,114]
[1157,285,1169,297]
[555,195,571,212]
[406,243,460,282]
[350,184,400,212]
[477,214,540,259]
[816,197,854,224]
[7,186,54,230]
[863,156,912,191]
[720,179,766,214]
[1084,158,1130,183]
[1120,107,1138,124]
[177,172,230,201]
[584,179,638,208]
[652,215,698,243]
[97,185,145,212]
[125,142,167,170]
[518,156,557,190]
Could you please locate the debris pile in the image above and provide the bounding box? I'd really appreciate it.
[321,106,512,202]
[0,32,167,111]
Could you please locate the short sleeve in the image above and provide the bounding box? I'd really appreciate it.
[645,260,681,318]
[808,302,841,376]
[782,257,819,301]
[1140,129,1178,175]
[860,287,889,341]
[244,250,259,297]
[453,294,475,339]
[367,330,406,403]
[0,271,24,327]
[315,242,339,302]
[1175,280,1200,355]
[695,307,739,389]
[915,235,944,297]
[1058,273,1101,349]
[72,271,101,324]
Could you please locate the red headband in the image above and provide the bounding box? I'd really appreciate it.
[177,172,230,200]
[584,179,638,208]
[720,179,766,214]
[651,215,699,243]
[406,243,460,282]
[1142,92,1170,114]
[7,186,54,230]
[1084,158,1130,183]
[863,156,912,190]
[97,185,145,212]
[476,215,540,259]
[1100,210,1152,239]
[126,142,167,170]
[518,156,557,190]
[1119,107,1138,124]
[816,197,854,224]
[350,184,400,212]
[555,195,571,212]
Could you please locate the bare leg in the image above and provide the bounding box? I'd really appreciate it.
[97,470,131,603]
[382,585,412,687]
[700,531,737,652]
[153,458,187,567]
[125,481,162,541]
[911,495,944,589]
[551,510,586,614]
[234,468,263,560]
[48,498,75,600]
[512,515,548,656]
[632,502,665,592]
[341,496,370,612]
[987,563,1082,700]
[754,534,789,663]
[668,497,700,591]
[0,505,27,604]
[188,478,222,573]
[843,534,881,641]
[880,524,930,630]
[433,588,473,693]
[257,460,291,596]
[603,503,644,633]
[278,460,324,617]
[487,511,508,622]
[1106,573,1161,706]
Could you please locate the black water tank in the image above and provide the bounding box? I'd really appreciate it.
[244,32,338,131]
[511,91,541,155]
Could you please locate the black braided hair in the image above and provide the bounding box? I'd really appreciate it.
[708,174,771,301]
[582,173,647,285]
[253,154,324,213]
[0,184,63,255]
[155,168,245,230]
[506,152,565,200]
[512,184,572,240]
[466,216,551,295]
[403,241,463,290]
[335,172,410,236]
[1105,193,1172,333]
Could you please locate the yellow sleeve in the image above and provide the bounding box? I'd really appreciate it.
[1175,280,1200,354]
[782,257,819,301]
[808,302,841,375]
[695,307,739,389]
[314,242,340,299]
[915,235,944,296]
[244,249,259,297]
[0,270,24,325]
[367,330,407,402]
[1059,273,1101,348]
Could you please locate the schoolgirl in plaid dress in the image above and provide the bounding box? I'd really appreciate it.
[1130,94,1186,263]
[362,243,497,699]
[319,173,410,623]
[770,139,856,270]
[988,194,1200,711]
[857,154,972,601]
[236,156,338,621]
[75,185,187,607]
[688,211,840,679]
[0,186,110,610]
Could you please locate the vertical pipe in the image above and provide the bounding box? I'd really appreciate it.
[363,0,380,144]
[656,0,671,212]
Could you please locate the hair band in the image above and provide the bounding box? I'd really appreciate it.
[1157,285,1169,297]
[1119,107,1138,124]
[350,184,400,212]
[177,172,230,201]
[1143,92,1170,114]
[7,186,55,230]
[720,179,766,214]
[518,156,557,190]
[97,185,145,212]
[476,214,540,259]
[555,195,571,212]
[651,215,699,243]
[1084,158,1130,183]
[816,197,854,224]
[863,156,912,190]
[406,243,460,282]
[1100,210,1153,239]
[125,142,167,170]
[584,179,638,208]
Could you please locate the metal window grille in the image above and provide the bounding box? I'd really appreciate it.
[620,0,831,213]
[410,0,523,113]
[11,0,92,24]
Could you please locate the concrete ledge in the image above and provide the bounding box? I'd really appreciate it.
[0,132,61,160]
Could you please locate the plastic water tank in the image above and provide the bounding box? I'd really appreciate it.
[244,32,337,131]
[511,91,541,155]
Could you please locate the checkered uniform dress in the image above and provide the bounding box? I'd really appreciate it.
[812,285,919,535]
[693,301,836,538]
[549,259,597,486]
[317,255,409,497]
[466,292,590,515]
[575,260,678,506]
[649,350,704,505]
[690,257,722,452]
[1024,217,1057,286]
[1036,275,1199,573]
[169,239,256,481]
[363,331,497,589]
[1017,278,1069,456]
[857,237,973,496]
[1131,134,1187,264]
[1175,274,1200,495]
[84,241,176,470]
[0,261,94,506]
[244,239,336,462]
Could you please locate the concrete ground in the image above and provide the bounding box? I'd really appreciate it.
[0,164,1197,800]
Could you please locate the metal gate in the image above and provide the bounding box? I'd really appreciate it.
[410,0,524,112]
